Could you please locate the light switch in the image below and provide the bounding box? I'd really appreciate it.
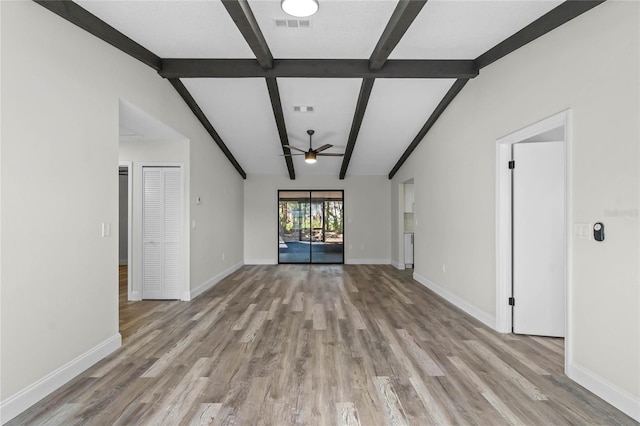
[574,223,590,239]
[101,222,111,238]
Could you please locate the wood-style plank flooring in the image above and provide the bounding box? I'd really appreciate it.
[9,265,636,425]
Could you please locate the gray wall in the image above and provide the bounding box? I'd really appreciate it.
[1,0,244,408]
[244,175,391,264]
[390,1,639,415]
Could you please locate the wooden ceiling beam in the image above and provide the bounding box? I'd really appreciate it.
[169,79,247,179]
[476,0,606,69]
[34,0,161,71]
[339,78,375,180]
[266,78,296,180]
[221,0,273,69]
[159,59,478,79]
[388,79,468,179]
[369,0,428,71]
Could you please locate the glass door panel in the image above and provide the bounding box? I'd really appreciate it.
[310,191,343,264]
[278,191,311,263]
[278,190,344,264]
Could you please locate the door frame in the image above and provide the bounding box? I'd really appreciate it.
[495,110,571,363]
[119,161,134,301]
[136,162,187,300]
[277,189,345,264]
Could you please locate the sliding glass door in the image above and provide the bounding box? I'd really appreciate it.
[278,190,344,264]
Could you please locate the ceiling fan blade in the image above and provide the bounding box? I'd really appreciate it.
[317,153,344,157]
[314,144,333,153]
[283,145,306,153]
[280,153,304,156]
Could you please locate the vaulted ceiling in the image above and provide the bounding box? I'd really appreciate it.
[36,0,603,179]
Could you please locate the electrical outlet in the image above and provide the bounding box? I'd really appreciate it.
[442,264,446,273]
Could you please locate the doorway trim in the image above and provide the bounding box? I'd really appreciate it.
[119,161,134,301]
[495,110,571,364]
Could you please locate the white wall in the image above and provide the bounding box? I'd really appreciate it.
[0,1,244,419]
[245,175,390,264]
[391,1,639,418]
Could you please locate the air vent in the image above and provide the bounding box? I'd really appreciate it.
[274,19,311,29]
[294,106,314,113]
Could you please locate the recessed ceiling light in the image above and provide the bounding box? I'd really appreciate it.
[281,0,319,18]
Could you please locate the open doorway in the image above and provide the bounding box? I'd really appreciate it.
[118,99,189,340]
[395,179,415,271]
[403,179,415,270]
[118,162,133,304]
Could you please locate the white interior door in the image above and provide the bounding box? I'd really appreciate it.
[142,166,183,300]
[512,141,565,337]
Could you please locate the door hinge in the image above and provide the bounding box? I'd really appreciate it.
[508,160,515,169]
[508,297,515,306]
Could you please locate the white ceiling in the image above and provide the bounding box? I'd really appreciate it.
[278,78,362,175]
[390,0,563,59]
[249,0,398,58]
[77,1,254,58]
[182,78,287,174]
[349,78,456,175]
[74,0,571,178]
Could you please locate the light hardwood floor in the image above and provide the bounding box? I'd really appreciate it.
[9,265,636,425]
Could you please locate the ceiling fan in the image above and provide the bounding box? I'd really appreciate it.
[283,130,344,164]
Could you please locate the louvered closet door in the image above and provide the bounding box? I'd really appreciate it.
[142,167,183,300]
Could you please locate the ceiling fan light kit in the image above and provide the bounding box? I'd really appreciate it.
[304,152,317,164]
[281,0,319,18]
[282,129,345,164]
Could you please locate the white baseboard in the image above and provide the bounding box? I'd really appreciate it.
[129,290,141,301]
[118,259,128,266]
[413,273,496,330]
[345,258,391,265]
[567,362,639,421]
[0,333,121,425]
[391,260,405,270]
[244,259,276,265]
[189,262,244,300]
